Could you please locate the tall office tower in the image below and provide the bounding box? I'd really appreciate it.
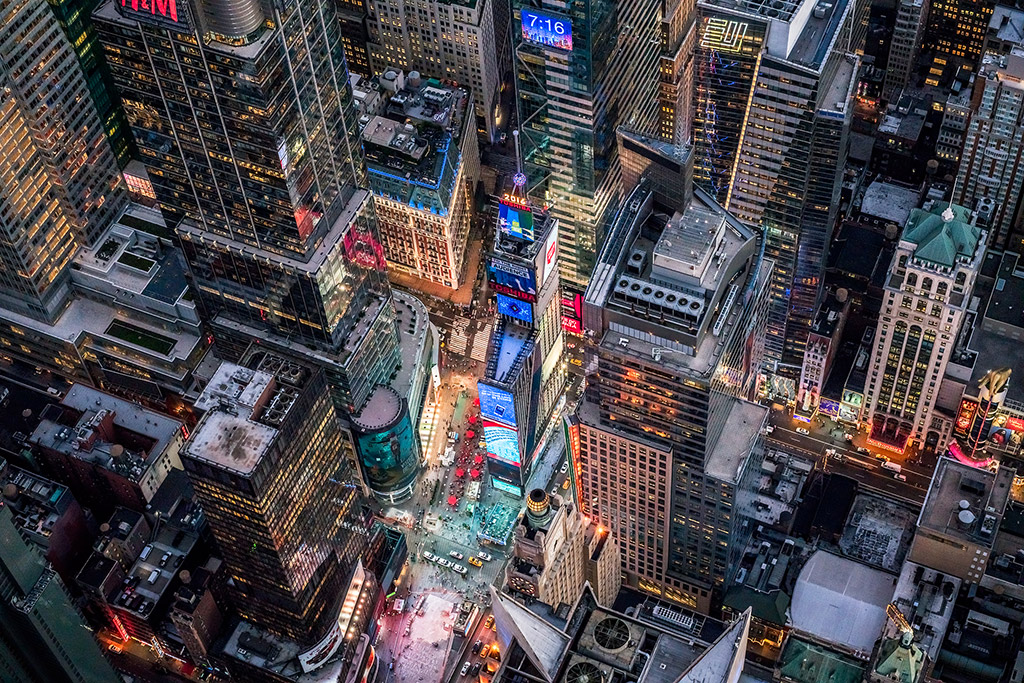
[694,0,859,372]
[513,0,661,294]
[0,504,120,683]
[575,131,771,612]
[181,357,368,648]
[95,0,401,416]
[337,0,372,77]
[658,0,698,145]
[46,0,135,166]
[362,70,480,289]
[922,0,994,84]
[864,202,984,454]
[0,0,128,324]
[366,0,503,139]
[884,0,930,100]
[955,51,1024,251]
[478,183,565,496]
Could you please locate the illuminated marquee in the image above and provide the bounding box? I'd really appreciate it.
[955,399,979,435]
[700,18,749,52]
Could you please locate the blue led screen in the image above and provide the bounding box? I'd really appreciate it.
[484,420,522,466]
[521,9,572,51]
[496,293,533,324]
[498,201,535,241]
[478,383,517,427]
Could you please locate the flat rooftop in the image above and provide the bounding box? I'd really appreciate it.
[860,180,921,226]
[29,384,182,482]
[706,400,766,483]
[918,457,1013,548]
[186,361,303,475]
[391,290,432,400]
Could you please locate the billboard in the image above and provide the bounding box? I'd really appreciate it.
[496,293,533,324]
[484,420,521,466]
[498,201,535,242]
[561,293,583,334]
[818,398,840,418]
[521,8,573,51]
[538,224,558,288]
[488,258,536,303]
[118,0,189,27]
[955,399,979,437]
[478,383,517,427]
[491,478,523,497]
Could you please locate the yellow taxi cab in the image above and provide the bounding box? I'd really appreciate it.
[468,557,483,567]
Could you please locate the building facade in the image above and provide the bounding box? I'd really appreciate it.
[658,0,698,146]
[366,0,503,139]
[922,0,995,83]
[94,0,402,418]
[955,50,1024,251]
[0,0,127,324]
[362,70,479,289]
[884,0,930,99]
[576,137,772,612]
[181,357,368,647]
[513,0,661,293]
[694,0,859,372]
[864,203,984,453]
[0,504,120,683]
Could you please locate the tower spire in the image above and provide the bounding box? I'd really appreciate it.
[943,173,960,222]
[512,129,528,199]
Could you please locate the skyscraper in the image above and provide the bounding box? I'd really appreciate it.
[954,50,1024,251]
[0,503,120,683]
[864,202,984,454]
[366,0,505,139]
[884,0,930,100]
[95,0,401,415]
[0,0,127,323]
[575,132,771,611]
[922,0,994,85]
[658,0,698,146]
[694,0,859,371]
[513,0,662,294]
[181,356,367,645]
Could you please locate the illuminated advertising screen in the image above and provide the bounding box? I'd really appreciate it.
[955,399,979,437]
[538,225,558,288]
[561,293,583,334]
[484,420,521,466]
[498,201,535,242]
[478,383,517,427]
[818,398,840,418]
[118,0,189,27]
[1006,415,1024,432]
[491,478,523,497]
[521,9,572,51]
[488,258,536,303]
[496,293,533,324]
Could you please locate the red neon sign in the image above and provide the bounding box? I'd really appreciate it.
[1006,416,1024,432]
[121,0,179,21]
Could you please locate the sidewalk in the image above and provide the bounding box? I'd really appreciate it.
[389,239,484,306]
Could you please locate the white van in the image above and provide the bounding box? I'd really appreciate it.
[881,461,902,474]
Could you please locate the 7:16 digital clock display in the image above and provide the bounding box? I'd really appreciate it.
[521,8,573,51]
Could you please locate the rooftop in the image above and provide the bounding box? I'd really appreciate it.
[111,523,196,619]
[790,550,894,653]
[777,637,866,683]
[699,0,853,69]
[186,359,306,475]
[989,6,1024,47]
[1,464,71,543]
[888,561,959,661]
[29,385,183,483]
[902,202,982,269]
[391,290,432,401]
[351,385,403,432]
[706,400,767,482]
[859,180,921,226]
[917,457,1013,548]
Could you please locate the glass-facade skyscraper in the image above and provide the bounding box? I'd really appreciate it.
[94,0,400,414]
[0,0,128,324]
[513,0,662,294]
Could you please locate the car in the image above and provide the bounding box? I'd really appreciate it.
[449,550,464,560]
[894,473,907,481]
[856,446,870,454]
[560,461,569,474]
[763,425,775,434]
[471,663,482,676]
[460,663,471,677]
[453,564,468,574]
[795,427,810,435]
[424,552,437,562]
[472,640,483,655]
[562,478,570,489]
[874,453,889,462]
[479,439,487,449]
[108,643,123,654]
[438,558,452,568]
[46,387,63,397]
[468,557,483,567]
[484,615,495,630]
[448,431,459,442]
[551,487,559,496]
[478,551,492,561]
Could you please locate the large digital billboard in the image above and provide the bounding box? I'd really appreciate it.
[478,383,517,427]
[118,0,189,27]
[496,293,533,324]
[484,419,522,466]
[488,258,536,303]
[491,478,523,497]
[521,9,572,51]
[561,293,583,334]
[498,200,535,242]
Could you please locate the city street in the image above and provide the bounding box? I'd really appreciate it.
[765,407,931,505]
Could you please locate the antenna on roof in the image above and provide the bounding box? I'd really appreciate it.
[943,174,960,222]
[511,130,527,198]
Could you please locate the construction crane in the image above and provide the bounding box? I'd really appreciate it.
[886,603,915,647]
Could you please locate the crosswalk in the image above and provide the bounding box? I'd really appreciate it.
[447,316,471,356]
[470,323,491,363]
